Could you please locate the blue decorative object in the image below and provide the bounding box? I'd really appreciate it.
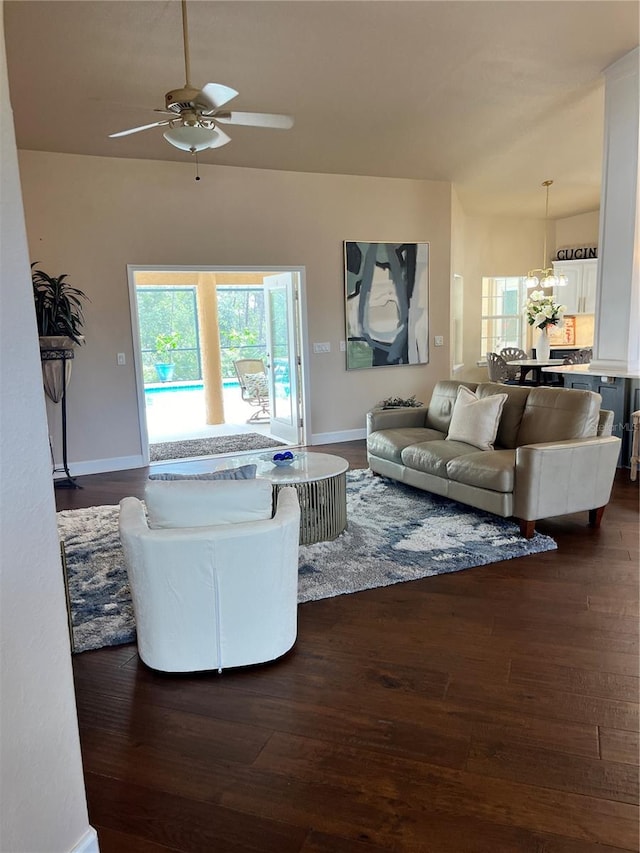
[154,363,175,382]
[272,450,295,467]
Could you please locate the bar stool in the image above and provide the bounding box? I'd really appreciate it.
[630,410,640,481]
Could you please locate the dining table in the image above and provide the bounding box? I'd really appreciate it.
[506,358,566,385]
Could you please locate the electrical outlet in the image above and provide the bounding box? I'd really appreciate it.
[340,340,346,352]
[313,342,331,353]
[434,336,444,347]
[117,352,126,365]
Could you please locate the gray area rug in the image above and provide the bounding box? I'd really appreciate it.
[149,433,285,462]
[57,469,557,654]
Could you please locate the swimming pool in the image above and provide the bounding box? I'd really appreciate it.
[145,379,240,396]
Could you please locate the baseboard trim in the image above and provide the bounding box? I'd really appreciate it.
[311,428,367,445]
[53,454,146,478]
[70,826,99,853]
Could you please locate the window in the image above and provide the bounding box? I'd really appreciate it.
[216,286,267,379]
[451,274,464,369]
[137,286,201,383]
[481,276,526,357]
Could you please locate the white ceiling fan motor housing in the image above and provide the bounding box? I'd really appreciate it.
[165,86,212,114]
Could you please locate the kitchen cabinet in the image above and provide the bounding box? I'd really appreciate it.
[553,259,597,314]
[560,372,640,467]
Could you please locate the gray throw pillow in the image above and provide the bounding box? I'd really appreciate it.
[149,463,257,481]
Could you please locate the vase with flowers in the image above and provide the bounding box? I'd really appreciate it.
[525,290,566,361]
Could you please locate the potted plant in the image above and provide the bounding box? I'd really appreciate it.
[32,263,87,347]
[154,332,180,382]
[32,263,88,402]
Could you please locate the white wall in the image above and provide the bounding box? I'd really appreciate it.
[18,150,452,468]
[555,210,600,252]
[0,11,96,853]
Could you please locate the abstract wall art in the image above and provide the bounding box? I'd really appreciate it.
[344,241,429,370]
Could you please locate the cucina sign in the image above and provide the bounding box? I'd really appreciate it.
[555,247,598,260]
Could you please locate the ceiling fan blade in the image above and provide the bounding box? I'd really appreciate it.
[215,111,294,130]
[109,121,170,138]
[207,128,232,149]
[199,83,239,110]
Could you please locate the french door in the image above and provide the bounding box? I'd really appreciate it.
[264,272,302,445]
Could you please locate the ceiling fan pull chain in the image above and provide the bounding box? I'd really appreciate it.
[194,150,201,182]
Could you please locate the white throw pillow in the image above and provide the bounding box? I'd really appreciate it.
[446,385,507,451]
[144,478,273,529]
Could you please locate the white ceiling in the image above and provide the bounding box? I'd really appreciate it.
[4,1,638,218]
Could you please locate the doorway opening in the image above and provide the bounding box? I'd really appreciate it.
[127,266,309,463]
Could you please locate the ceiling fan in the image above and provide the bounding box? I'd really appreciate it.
[108,0,294,154]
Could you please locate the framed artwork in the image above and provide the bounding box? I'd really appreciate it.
[548,315,576,346]
[344,241,429,370]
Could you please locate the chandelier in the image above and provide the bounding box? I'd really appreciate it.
[524,180,567,288]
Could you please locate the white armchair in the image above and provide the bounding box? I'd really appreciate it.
[119,482,300,673]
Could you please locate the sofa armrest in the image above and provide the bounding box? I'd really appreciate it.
[514,436,621,521]
[367,406,428,435]
[598,409,614,436]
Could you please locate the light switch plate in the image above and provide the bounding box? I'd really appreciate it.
[313,342,331,353]
[434,336,444,347]
[117,352,126,365]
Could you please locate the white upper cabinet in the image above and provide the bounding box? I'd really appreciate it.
[553,259,598,314]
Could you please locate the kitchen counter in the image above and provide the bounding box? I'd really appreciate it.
[541,366,640,468]
[541,364,640,379]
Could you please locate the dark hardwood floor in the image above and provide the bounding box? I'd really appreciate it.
[59,441,640,853]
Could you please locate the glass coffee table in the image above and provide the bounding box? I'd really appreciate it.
[217,450,349,545]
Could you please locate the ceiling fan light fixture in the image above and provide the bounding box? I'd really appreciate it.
[163,125,220,152]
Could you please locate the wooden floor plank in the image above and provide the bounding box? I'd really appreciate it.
[446,678,639,731]
[93,826,185,853]
[470,717,600,760]
[509,656,640,702]
[600,727,640,765]
[466,738,639,804]
[432,768,639,850]
[85,773,309,853]
[61,443,639,852]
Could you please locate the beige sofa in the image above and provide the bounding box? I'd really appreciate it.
[366,381,621,538]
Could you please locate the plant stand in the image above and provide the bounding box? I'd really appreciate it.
[41,347,82,489]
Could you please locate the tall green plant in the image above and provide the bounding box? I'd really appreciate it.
[155,332,180,359]
[32,263,88,344]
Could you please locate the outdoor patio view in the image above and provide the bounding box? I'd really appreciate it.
[137,284,271,442]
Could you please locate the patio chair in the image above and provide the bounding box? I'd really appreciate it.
[563,348,593,364]
[499,347,528,382]
[485,352,524,385]
[234,359,270,422]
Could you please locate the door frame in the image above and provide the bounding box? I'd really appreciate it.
[263,272,303,444]
[127,264,311,463]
